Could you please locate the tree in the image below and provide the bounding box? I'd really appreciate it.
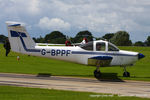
[0,34,7,43]
[35,36,45,43]
[145,36,150,46]
[44,31,66,44]
[110,31,132,46]
[102,33,114,41]
[32,37,37,43]
[74,30,93,43]
[95,37,103,40]
[134,41,144,46]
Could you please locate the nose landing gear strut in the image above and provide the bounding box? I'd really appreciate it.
[123,66,130,77]
[94,60,101,79]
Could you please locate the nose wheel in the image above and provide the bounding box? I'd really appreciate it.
[94,70,101,79]
[123,72,130,77]
[123,66,130,77]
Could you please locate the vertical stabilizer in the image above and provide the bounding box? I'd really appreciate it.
[6,21,39,54]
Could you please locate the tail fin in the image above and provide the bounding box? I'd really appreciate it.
[6,21,40,54]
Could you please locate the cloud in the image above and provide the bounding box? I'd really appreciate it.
[0,0,150,42]
[38,17,70,31]
[27,0,40,15]
[0,0,41,16]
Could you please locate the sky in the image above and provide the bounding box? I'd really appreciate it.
[0,0,150,42]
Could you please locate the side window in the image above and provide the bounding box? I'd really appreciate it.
[108,43,119,51]
[80,42,93,51]
[96,42,105,51]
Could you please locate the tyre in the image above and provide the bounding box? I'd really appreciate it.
[123,72,130,77]
[94,70,101,79]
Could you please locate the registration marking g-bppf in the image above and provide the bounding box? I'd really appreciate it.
[41,49,71,56]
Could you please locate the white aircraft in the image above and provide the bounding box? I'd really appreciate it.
[6,21,145,79]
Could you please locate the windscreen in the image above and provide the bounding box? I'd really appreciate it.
[108,43,119,51]
[80,41,93,51]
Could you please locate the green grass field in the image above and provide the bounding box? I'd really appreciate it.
[0,44,150,81]
[0,85,149,100]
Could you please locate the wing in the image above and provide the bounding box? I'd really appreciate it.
[88,56,113,67]
[36,43,65,46]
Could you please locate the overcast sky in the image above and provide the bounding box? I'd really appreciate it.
[0,0,150,42]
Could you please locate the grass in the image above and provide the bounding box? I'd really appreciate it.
[0,85,149,100]
[0,44,95,76]
[0,44,150,81]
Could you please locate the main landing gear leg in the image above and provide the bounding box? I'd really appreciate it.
[94,61,101,79]
[123,66,130,77]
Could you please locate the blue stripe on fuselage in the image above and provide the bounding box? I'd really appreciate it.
[72,51,136,57]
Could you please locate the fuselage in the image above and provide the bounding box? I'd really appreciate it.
[31,40,140,66]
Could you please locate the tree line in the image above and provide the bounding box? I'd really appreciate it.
[32,30,150,46]
[0,30,150,46]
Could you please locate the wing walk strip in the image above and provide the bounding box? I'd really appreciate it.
[0,73,149,98]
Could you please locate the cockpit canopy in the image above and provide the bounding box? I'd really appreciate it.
[80,41,93,51]
[79,40,119,52]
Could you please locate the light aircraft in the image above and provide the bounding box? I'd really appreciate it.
[6,21,145,79]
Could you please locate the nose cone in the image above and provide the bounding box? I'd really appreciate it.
[138,53,145,60]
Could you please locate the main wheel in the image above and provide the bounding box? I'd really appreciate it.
[123,72,130,77]
[94,70,101,79]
